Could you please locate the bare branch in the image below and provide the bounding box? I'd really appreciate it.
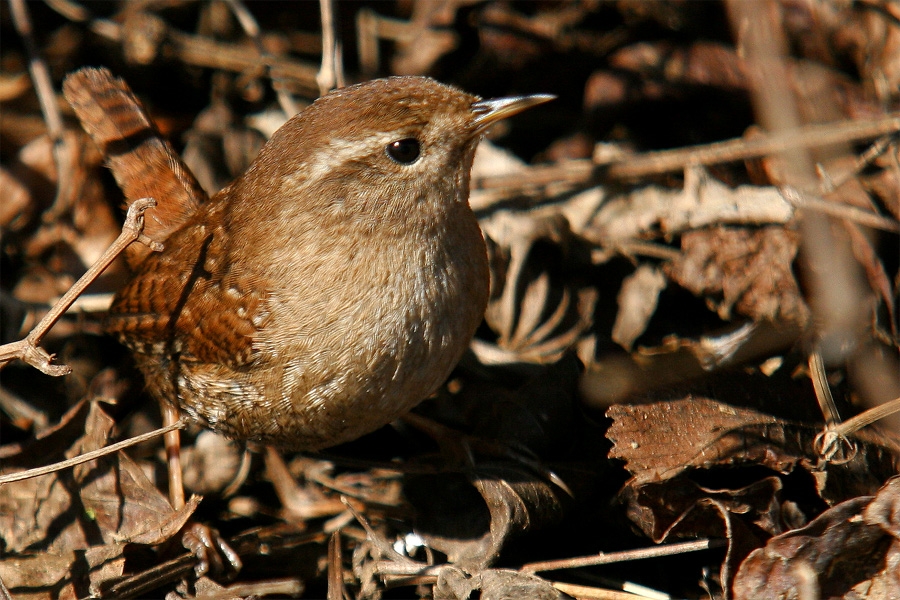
[0,198,161,374]
[0,419,184,485]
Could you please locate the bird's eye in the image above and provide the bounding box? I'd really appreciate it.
[386,138,421,164]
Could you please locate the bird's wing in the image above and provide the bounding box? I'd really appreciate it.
[106,213,263,370]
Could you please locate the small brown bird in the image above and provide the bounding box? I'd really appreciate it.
[103,76,552,450]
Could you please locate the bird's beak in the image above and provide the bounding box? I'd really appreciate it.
[471,94,555,135]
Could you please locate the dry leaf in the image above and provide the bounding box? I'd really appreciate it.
[611,263,667,350]
[733,476,900,600]
[607,396,897,499]
[408,461,566,570]
[0,543,127,600]
[436,567,565,600]
[665,225,810,325]
[479,210,596,364]
[585,169,794,244]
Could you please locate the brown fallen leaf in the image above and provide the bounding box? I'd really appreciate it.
[607,396,898,499]
[436,566,566,600]
[665,225,811,326]
[0,543,127,600]
[619,477,779,596]
[608,397,781,486]
[608,397,899,595]
[0,401,96,553]
[7,131,125,306]
[0,400,199,595]
[72,400,182,545]
[732,476,900,600]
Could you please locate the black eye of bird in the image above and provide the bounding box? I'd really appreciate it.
[386,138,421,164]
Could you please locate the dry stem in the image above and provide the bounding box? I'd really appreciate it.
[0,197,161,375]
[0,418,184,485]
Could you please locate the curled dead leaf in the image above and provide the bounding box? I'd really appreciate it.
[733,476,900,599]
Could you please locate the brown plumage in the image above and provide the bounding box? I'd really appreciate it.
[63,68,206,267]
[73,71,551,449]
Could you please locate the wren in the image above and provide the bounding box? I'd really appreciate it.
[101,76,552,449]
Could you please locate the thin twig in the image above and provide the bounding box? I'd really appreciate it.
[830,396,900,438]
[809,350,841,426]
[196,579,305,600]
[470,114,900,205]
[550,581,653,600]
[819,136,895,192]
[0,419,184,485]
[356,8,380,75]
[162,402,186,510]
[317,0,345,94]
[520,539,725,573]
[781,186,900,233]
[0,386,50,431]
[80,10,319,97]
[42,0,122,44]
[373,562,443,578]
[341,496,418,566]
[8,0,75,221]
[0,198,161,375]
[43,0,90,21]
[224,0,300,116]
[605,113,900,180]
[327,531,345,600]
[605,240,683,262]
[105,524,320,598]
[814,397,900,464]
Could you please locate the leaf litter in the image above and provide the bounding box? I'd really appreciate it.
[1,1,898,598]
